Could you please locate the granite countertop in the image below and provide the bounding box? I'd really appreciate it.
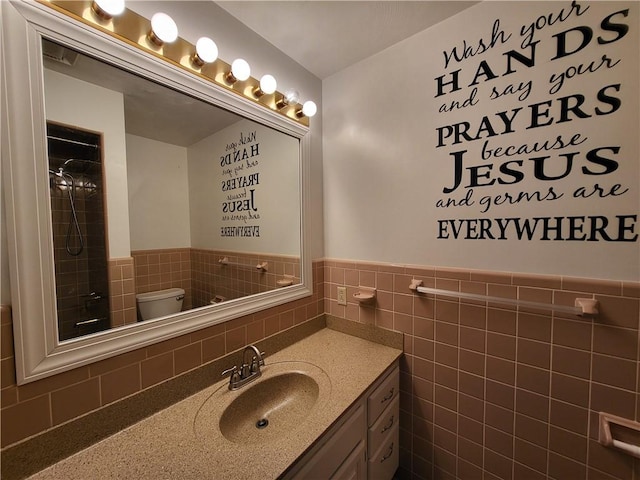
[27,328,402,479]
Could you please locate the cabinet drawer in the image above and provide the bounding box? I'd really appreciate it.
[367,395,399,456]
[368,423,399,480]
[367,366,399,426]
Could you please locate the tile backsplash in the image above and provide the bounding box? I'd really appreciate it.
[2,258,639,480]
[323,259,640,480]
[0,261,321,450]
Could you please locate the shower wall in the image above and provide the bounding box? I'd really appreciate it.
[47,122,110,340]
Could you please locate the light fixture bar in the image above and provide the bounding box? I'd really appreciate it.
[41,0,311,127]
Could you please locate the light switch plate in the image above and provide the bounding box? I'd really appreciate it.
[337,286,347,305]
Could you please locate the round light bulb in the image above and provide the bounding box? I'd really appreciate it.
[231,59,251,81]
[259,75,277,95]
[195,37,218,64]
[284,89,300,105]
[150,12,178,44]
[93,0,125,17]
[302,100,317,117]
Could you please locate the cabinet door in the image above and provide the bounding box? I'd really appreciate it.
[288,402,366,479]
[331,441,366,480]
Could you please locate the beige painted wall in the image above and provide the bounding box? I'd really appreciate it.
[126,134,191,250]
[323,1,639,281]
[44,69,132,258]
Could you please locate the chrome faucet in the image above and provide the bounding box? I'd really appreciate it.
[221,345,265,390]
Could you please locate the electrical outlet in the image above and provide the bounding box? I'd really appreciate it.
[337,286,347,305]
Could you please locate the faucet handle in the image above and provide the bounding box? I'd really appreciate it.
[250,352,266,373]
[221,365,239,379]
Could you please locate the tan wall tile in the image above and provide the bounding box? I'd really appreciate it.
[101,364,141,405]
[1,394,51,447]
[51,378,100,425]
[141,352,174,389]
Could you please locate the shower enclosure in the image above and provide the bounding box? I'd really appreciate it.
[47,122,110,341]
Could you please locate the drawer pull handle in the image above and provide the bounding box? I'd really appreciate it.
[380,442,394,463]
[381,415,395,433]
[381,388,394,403]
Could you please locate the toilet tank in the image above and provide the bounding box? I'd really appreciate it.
[136,287,185,321]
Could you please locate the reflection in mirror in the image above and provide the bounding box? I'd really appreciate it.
[42,38,301,342]
[47,122,110,340]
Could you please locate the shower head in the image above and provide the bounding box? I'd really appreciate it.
[49,168,70,189]
[58,158,101,174]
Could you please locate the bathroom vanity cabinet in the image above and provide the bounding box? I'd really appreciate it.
[22,328,402,480]
[284,362,400,480]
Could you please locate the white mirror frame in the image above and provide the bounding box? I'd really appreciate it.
[1,0,312,384]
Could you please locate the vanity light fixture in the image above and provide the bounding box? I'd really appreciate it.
[276,89,300,109]
[297,100,317,118]
[148,12,178,46]
[41,0,314,126]
[91,0,125,19]
[225,58,251,84]
[191,37,218,67]
[253,74,277,98]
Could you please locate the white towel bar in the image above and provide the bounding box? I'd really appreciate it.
[409,279,598,316]
[218,257,268,272]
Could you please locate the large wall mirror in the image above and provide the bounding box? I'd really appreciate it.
[2,0,312,384]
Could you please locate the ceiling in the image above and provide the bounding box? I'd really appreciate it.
[216,1,478,79]
[43,39,242,147]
